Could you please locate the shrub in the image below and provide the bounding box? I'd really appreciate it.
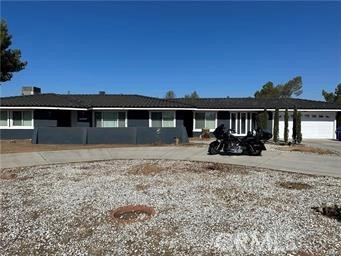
[292,105,298,143]
[284,108,289,143]
[257,108,268,130]
[273,108,279,143]
[297,112,302,144]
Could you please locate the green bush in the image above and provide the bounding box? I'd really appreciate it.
[297,112,302,144]
[257,108,268,130]
[284,108,289,143]
[273,108,279,143]
[292,105,298,143]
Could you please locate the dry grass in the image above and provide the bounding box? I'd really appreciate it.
[128,163,165,176]
[202,162,249,175]
[276,144,337,155]
[0,139,173,154]
[277,181,312,190]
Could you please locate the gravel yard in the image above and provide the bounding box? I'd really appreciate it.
[0,160,340,255]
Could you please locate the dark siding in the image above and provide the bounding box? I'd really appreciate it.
[217,111,230,129]
[34,109,58,127]
[176,110,185,127]
[176,110,193,137]
[127,110,149,127]
[0,129,33,139]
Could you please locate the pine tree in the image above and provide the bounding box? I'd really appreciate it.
[273,108,279,143]
[164,90,176,99]
[284,108,289,143]
[1,19,27,82]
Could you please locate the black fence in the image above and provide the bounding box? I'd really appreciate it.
[31,127,188,144]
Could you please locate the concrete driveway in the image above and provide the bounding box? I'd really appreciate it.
[1,144,340,178]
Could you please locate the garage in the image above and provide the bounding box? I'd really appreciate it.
[279,111,336,139]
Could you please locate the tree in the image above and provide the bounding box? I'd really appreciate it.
[284,108,289,143]
[273,108,279,143]
[279,76,303,98]
[292,106,298,143]
[184,91,200,99]
[165,90,176,99]
[297,112,302,144]
[1,19,27,82]
[257,108,268,130]
[322,83,341,104]
[254,82,280,98]
[254,76,303,99]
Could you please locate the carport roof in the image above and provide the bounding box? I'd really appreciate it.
[0,94,340,110]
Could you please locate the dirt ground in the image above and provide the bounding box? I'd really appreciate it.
[1,160,340,255]
[0,139,154,154]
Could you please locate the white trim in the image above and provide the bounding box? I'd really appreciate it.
[0,107,88,110]
[193,111,217,132]
[149,111,176,128]
[91,107,341,112]
[1,106,340,112]
[333,114,337,140]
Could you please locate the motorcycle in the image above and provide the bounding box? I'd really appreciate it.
[208,124,272,156]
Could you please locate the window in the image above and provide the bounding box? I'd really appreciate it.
[319,115,323,118]
[12,111,32,127]
[150,111,175,128]
[304,114,310,118]
[0,111,8,126]
[194,112,216,130]
[95,111,126,127]
[312,115,317,118]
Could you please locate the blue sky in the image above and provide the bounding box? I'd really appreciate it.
[1,1,340,100]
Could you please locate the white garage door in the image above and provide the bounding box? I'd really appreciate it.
[279,111,335,139]
[301,112,335,139]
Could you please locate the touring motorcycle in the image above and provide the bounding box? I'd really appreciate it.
[208,124,272,156]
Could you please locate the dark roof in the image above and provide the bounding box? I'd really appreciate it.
[174,97,341,110]
[0,94,192,108]
[0,94,340,110]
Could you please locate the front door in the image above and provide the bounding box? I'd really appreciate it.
[57,110,71,127]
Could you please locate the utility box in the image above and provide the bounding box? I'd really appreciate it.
[22,86,41,96]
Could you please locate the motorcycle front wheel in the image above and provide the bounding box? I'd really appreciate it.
[208,141,220,155]
[249,148,262,156]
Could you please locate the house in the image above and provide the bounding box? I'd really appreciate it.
[0,87,340,142]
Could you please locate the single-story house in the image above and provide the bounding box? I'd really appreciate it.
[1,88,340,141]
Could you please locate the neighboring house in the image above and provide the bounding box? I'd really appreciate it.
[1,88,340,140]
